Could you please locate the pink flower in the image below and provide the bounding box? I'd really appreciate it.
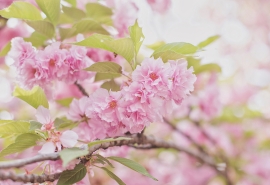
[147,0,171,14]
[36,106,54,131]
[38,130,78,154]
[68,97,92,122]
[168,59,197,104]
[36,42,68,79]
[132,58,170,98]
[8,37,35,67]
[63,46,91,83]
[111,1,138,37]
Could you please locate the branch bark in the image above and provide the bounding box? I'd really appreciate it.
[0,134,219,183]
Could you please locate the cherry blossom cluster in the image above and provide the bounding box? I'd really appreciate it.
[36,106,78,154]
[8,38,91,90]
[68,58,196,141]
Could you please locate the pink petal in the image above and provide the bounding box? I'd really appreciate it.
[36,106,51,125]
[60,130,78,148]
[38,142,55,154]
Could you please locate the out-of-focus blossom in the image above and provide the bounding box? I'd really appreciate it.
[146,0,171,14]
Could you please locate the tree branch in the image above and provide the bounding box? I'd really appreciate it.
[0,134,218,183]
[74,81,89,97]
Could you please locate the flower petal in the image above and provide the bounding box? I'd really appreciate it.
[38,142,55,154]
[36,106,51,125]
[60,130,78,148]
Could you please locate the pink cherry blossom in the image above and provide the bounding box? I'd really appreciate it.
[8,37,35,67]
[168,59,197,104]
[36,106,54,131]
[68,97,92,122]
[147,0,171,14]
[60,130,79,148]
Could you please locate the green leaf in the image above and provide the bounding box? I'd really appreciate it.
[57,163,87,185]
[85,62,122,75]
[100,167,126,185]
[24,31,47,47]
[194,63,222,74]
[197,35,220,48]
[146,41,165,50]
[35,0,60,24]
[107,38,135,63]
[85,3,113,25]
[54,118,78,130]
[129,20,144,54]
[29,121,42,130]
[101,80,120,92]
[26,20,55,38]
[0,121,30,138]
[72,19,109,35]
[56,97,74,107]
[94,73,121,81]
[0,41,11,57]
[152,42,198,62]
[107,156,158,181]
[0,2,42,20]
[74,35,134,63]
[85,3,112,18]
[64,0,77,7]
[13,86,49,109]
[88,137,131,148]
[59,27,77,41]
[0,133,41,158]
[62,6,86,21]
[95,154,114,168]
[74,33,114,51]
[59,148,88,167]
[58,13,74,24]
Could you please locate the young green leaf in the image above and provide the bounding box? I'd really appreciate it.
[0,121,30,138]
[197,35,220,48]
[84,62,122,75]
[56,97,74,107]
[88,137,131,148]
[74,33,114,51]
[194,63,222,74]
[57,163,87,185]
[13,86,49,109]
[106,38,135,63]
[107,156,158,181]
[101,80,120,92]
[0,133,41,158]
[85,3,113,25]
[72,19,109,35]
[59,27,77,41]
[152,42,198,62]
[26,20,55,38]
[129,20,144,54]
[100,167,126,185]
[29,121,42,130]
[62,6,86,21]
[94,73,121,82]
[95,154,114,168]
[54,118,78,130]
[85,3,113,18]
[64,0,77,7]
[24,31,47,47]
[146,41,165,50]
[59,148,88,167]
[0,41,11,57]
[0,2,42,21]
[35,0,60,24]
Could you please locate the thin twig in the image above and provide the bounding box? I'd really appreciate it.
[74,81,89,97]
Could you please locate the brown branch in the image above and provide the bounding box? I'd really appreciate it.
[163,118,207,154]
[0,171,61,183]
[0,134,218,183]
[74,81,89,97]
